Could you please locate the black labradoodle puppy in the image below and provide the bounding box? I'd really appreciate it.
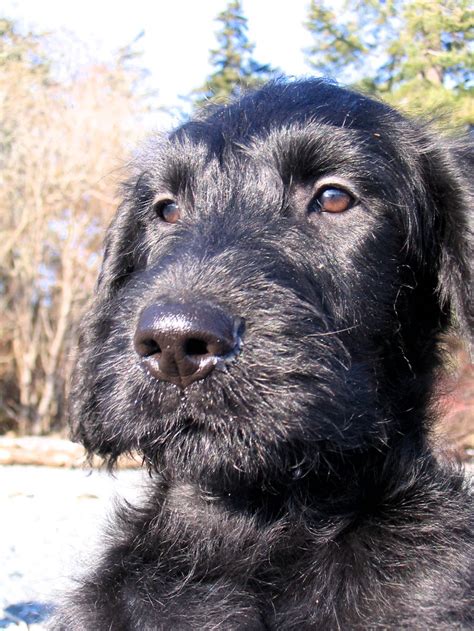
[58,79,473,630]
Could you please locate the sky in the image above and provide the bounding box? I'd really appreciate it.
[3,0,315,127]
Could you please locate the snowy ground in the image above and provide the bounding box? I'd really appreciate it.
[0,465,145,630]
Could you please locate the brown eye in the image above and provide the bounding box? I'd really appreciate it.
[315,187,354,213]
[153,198,181,224]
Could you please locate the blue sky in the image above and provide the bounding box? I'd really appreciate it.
[4,0,315,126]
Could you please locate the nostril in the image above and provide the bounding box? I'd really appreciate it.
[136,338,161,358]
[184,338,209,357]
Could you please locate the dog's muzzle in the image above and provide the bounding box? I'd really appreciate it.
[134,302,244,388]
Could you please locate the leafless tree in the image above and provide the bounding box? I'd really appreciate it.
[0,20,146,434]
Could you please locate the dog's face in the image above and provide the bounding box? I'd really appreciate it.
[71,80,472,484]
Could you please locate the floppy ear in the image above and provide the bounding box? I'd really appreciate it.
[95,172,151,299]
[96,202,138,298]
[419,133,473,356]
[68,177,149,458]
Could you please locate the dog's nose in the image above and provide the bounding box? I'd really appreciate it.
[134,303,244,388]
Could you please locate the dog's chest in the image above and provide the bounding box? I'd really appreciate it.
[156,484,411,629]
[150,481,468,630]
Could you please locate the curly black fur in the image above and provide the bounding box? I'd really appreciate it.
[56,79,473,630]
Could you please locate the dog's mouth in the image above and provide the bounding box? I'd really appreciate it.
[132,345,247,422]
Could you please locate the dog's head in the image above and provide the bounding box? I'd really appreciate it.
[70,79,472,484]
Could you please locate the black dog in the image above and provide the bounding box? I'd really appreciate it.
[58,79,472,630]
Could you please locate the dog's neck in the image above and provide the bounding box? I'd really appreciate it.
[162,437,435,525]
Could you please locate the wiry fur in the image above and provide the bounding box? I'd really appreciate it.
[56,79,473,630]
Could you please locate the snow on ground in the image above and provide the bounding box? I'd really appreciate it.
[0,465,145,629]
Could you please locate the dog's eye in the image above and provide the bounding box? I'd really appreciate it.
[152,197,181,224]
[314,188,354,213]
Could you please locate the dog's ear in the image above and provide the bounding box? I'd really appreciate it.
[418,132,473,354]
[95,171,151,299]
[96,202,137,298]
[68,179,147,459]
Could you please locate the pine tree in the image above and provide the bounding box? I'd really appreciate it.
[305,0,474,126]
[194,0,275,106]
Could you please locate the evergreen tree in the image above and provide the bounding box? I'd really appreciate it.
[194,0,275,106]
[305,0,473,126]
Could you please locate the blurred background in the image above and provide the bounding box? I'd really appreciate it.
[0,0,472,626]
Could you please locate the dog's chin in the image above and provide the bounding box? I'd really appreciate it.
[138,436,274,489]
[114,392,303,488]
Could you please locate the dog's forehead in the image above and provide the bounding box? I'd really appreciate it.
[174,80,398,148]
[134,81,412,203]
[153,80,410,186]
